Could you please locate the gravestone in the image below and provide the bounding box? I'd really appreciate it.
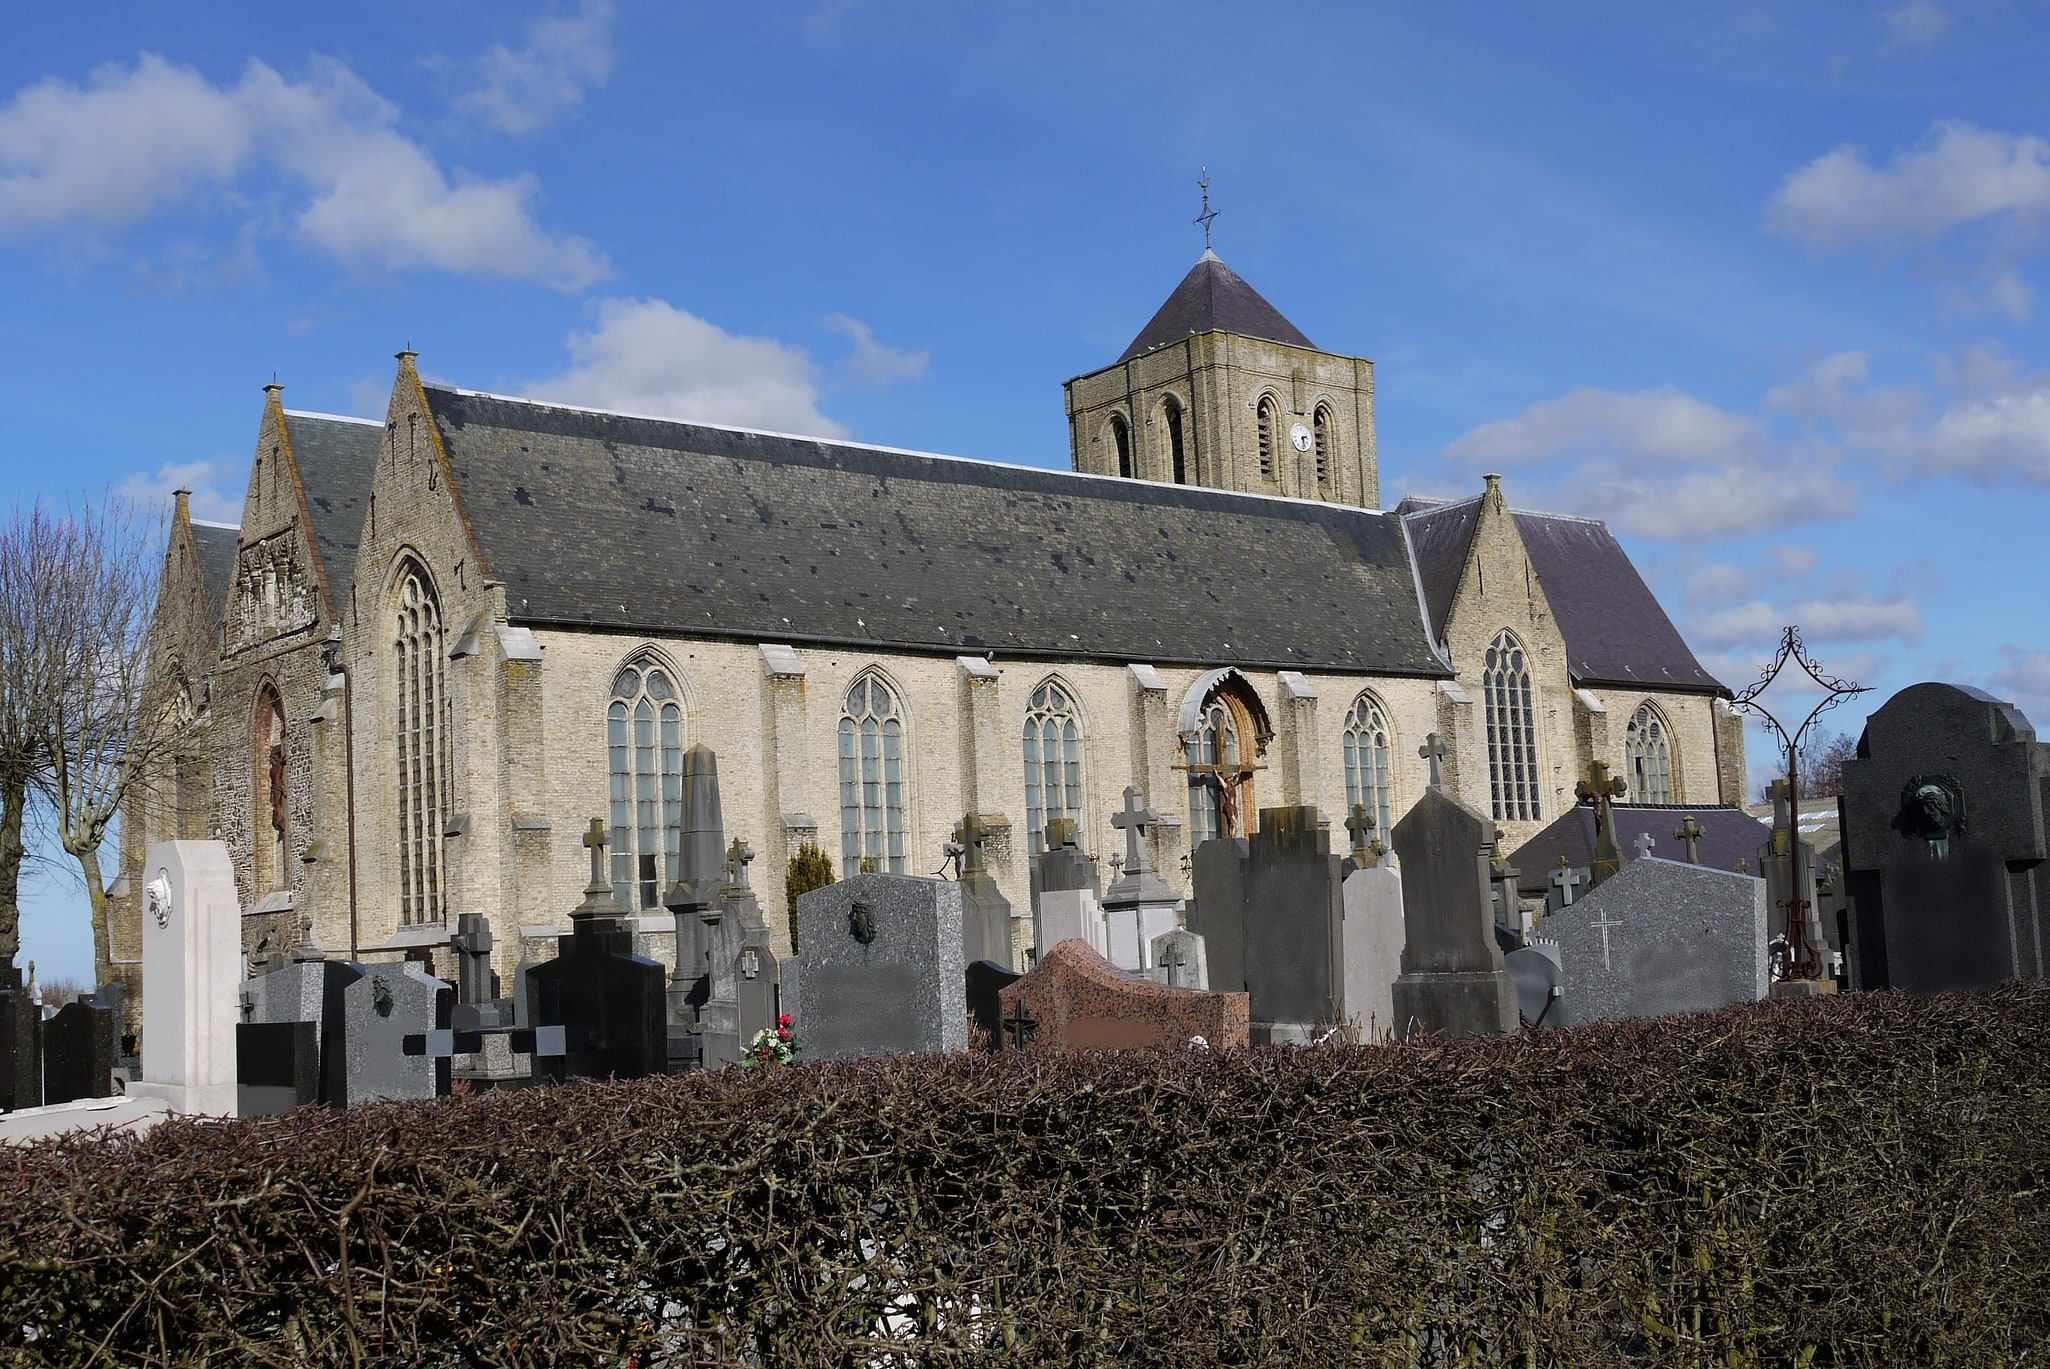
[127,841,242,1116]
[344,962,453,1104]
[1149,927,1209,991]
[663,746,730,1072]
[1187,805,1346,1042]
[794,875,969,1060]
[240,926,363,1106]
[41,1000,115,1105]
[693,837,765,1070]
[0,965,42,1111]
[1034,887,1108,962]
[954,813,1018,969]
[237,1021,317,1116]
[1388,781,1520,1039]
[1340,864,1405,1041]
[1545,859,1588,917]
[965,960,1022,1050]
[1544,857,1769,1026]
[1100,788,1182,974]
[998,939,1248,1052]
[1030,817,1100,915]
[1839,683,2049,993]
[1504,940,1565,1028]
[735,938,781,1056]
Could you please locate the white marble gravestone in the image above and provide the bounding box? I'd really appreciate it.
[127,841,241,1116]
[1035,887,1108,961]
[1340,864,1406,1041]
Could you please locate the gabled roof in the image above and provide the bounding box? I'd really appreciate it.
[282,411,383,617]
[1117,251,1317,363]
[424,386,1450,675]
[188,521,241,627]
[1507,804,1768,896]
[1398,494,1724,694]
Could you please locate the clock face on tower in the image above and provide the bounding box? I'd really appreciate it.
[1289,422,1313,453]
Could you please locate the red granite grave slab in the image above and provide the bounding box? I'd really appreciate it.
[997,939,1249,1051]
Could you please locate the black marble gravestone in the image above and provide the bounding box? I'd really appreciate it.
[1187,806,1344,1041]
[237,1020,318,1116]
[41,1000,115,1105]
[964,959,1022,1050]
[531,821,669,1083]
[0,966,42,1112]
[1840,683,2049,992]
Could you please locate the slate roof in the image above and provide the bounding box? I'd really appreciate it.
[1399,495,1724,694]
[425,386,1450,675]
[1117,252,1317,363]
[1507,803,1769,897]
[188,522,241,627]
[283,411,384,616]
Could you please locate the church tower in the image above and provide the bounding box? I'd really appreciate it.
[1063,250,1378,507]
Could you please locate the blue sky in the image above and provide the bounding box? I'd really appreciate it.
[5,2,2047,981]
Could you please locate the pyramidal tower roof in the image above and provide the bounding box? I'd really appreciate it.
[1117,249,1317,362]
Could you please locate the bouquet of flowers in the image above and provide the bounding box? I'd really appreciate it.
[743,1013,800,1067]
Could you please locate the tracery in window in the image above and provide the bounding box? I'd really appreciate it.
[1483,629,1541,822]
[1023,680,1083,854]
[1342,692,1394,839]
[393,563,452,923]
[1626,702,1676,805]
[839,673,907,875]
[609,663,685,910]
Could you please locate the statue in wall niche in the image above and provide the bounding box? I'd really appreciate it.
[1893,774,1966,858]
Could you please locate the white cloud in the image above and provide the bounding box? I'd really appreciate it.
[1692,597,1923,651]
[1988,646,2050,718]
[1439,384,1854,538]
[118,459,241,525]
[821,314,930,388]
[1767,121,2050,249]
[0,54,607,289]
[457,1,614,136]
[1882,1,1952,49]
[529,297,848,437]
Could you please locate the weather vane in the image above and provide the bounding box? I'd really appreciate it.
[1194,167,1218,250]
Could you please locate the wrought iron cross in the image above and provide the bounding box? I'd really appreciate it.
[1194,167,1218,250]
[1002,997,1038,1050]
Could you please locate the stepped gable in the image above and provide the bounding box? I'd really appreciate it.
[187,521,241,627]
[281,411,383,617]
[424,386,1449,675]
[1117,251,1317,363]
[1398,494,1723,694]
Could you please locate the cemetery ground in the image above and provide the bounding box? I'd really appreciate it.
[2,980,2044,1366]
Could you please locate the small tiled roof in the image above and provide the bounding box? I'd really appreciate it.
[1507,803,1768,896]
[1117,252,1317,363]
[188,522,241,627]
[1398,495,1724,695]
[283,412,383,616]
[425,386,1451,675]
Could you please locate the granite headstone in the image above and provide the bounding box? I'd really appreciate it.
[794,875,969,1060]
[1544,856,1769,1026]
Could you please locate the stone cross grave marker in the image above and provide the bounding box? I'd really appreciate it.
[1576,760,1628,885]
[1548,857,1585,912]
[1633,832,1657,861]
[1674,814,1705,865]
[1345,804,1376,866]
[1418,733,1448,788]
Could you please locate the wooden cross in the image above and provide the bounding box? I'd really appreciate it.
[1418,733,1449,789]
[1111,787,1160,877]
[1345,803,1376,861]
[1673,814,1704,865]
[1002,997,1038,1049]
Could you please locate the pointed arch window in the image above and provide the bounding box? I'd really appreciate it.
[393,564,452,924]
[1626,702,1676,805]
[1256,395,1278,482]
[252,681,288,893]
[1109,413,1133,479]
[1162,396,1188,484]
[1342,692,1394,838]
[609,663,685,910]
[1023,681,1083,854]
[1185,692,1262,850]
[1313,404,1334,490]
[839,674,907,875]
[1483,629,1541,822]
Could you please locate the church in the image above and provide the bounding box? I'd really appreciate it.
[114,248,1746,986]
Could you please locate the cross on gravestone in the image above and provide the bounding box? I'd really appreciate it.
[1157,938,1189,983]
[725,837,755,891]
[953,813,993,877]
[1588,905,1625,972]
[1549,858,1584,908]
[1002,997,1038,1049]
[574,817,625,918]
[1673,814,1705,865]
[1345,804,1376,862]
[737,946,763,981]
[1108,855,1124,883]
[1633,832,1657,861]
[1111,788,1160,877]
[1418,734,1449,789]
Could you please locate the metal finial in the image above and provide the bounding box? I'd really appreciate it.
[1194,167,1218,251]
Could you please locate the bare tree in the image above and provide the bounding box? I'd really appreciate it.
[28,494,190,987]
[0,504,68,973]
[1800,729,1859,798]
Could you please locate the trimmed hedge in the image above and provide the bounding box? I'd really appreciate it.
[2,984,2046,1367]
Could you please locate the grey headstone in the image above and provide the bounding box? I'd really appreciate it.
[1148,927,1209,991]
[1839,683,2049,992]
[241,953,364,1106]
[1030,817,1100,912]
[1340,864,1405,1041]
[342,963,452,1105]
[1544,857,1769,1026]
[1388,786,1520,1038]
[1188,807,1345,1041]
[1186,837,1250,1006]
[1504,941,1565,1028]
[735,940,780,1055]
[794,875,969,1060]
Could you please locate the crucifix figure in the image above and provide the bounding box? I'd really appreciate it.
[1548,857,1584,910]
[1673,814,1704,865]
[1111,787,1160,880]
[1345,803,1376,865]
[1002,997,1038,1050]
[1418,733,1449,789]
[1576,760,1628,884]
[1633,831,1658,862]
